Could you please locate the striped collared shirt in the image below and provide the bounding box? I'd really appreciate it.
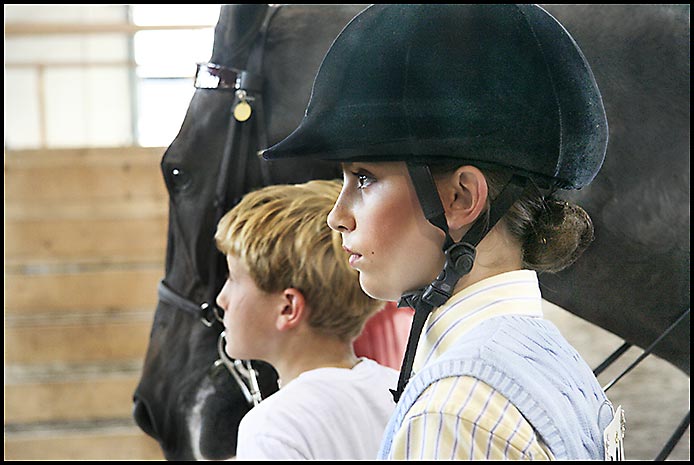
[388,269,555,460]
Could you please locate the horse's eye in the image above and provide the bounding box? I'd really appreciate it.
[169,167,192,193]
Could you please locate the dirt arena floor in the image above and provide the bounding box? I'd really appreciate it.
[543,302,689,461]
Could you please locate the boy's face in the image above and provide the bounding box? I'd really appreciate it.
[216,254,279,361]
[327,161,446,301]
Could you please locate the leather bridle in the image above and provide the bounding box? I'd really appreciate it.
[158,6,280,408]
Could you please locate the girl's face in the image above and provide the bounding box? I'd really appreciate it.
[216,255,279,360]
[327,161,445,301]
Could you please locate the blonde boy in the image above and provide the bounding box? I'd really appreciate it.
[215,179,397,460]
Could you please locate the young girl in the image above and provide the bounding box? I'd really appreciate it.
[261,4,623,461]
[215,180,398,459]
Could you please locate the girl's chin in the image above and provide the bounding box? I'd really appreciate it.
[359,275,402,302]
[360,270,438,303]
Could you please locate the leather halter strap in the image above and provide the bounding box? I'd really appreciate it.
[194,62,264,94]
[161,6,281,407]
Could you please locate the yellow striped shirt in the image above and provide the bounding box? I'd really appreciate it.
[388,270,556,460]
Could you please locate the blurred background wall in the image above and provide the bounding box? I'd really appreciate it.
[4,5,221,460]
[4,4,689,461]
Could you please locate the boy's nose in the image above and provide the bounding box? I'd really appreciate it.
[216,280,229,310]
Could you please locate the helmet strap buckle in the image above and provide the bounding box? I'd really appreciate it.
[421,242,476,308]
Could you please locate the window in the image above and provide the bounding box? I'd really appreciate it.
[131,5,220,147]
[4,5,220,149]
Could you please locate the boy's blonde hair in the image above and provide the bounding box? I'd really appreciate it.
[215,179,381,341]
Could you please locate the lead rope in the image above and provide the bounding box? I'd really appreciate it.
[214,332,262,406]
[592,307,690,461]
[600,307,689,392]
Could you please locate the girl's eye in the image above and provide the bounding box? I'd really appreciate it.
[354,171,375,189]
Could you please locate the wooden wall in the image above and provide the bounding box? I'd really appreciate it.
[4,147,167,460]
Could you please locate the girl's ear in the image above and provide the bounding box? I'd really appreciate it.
[439,165,488,236]
[275,288,307,332]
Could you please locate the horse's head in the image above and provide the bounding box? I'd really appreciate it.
[132,5,275,460]
[132,88,273,460]
[132,4,364,459]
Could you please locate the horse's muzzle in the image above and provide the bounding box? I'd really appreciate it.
[132,394,158,440]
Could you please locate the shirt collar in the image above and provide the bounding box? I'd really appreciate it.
[413,269,544,372]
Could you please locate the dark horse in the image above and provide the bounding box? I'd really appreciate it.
[133,4,689,460]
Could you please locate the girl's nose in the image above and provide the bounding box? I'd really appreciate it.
[327,195,355,233]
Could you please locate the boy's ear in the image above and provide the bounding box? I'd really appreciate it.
[275,288,307,332]
[440,165,489,235]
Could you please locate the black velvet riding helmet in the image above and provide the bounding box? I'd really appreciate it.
[260,4,608,403]
[261,4,607,190]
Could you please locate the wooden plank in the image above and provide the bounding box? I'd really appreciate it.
[4,152,168,204]
[4,199,168,221]
[4,164,168,204]
[5,21,213,36]
[5,146,172,265]
[4,372,142,423]
[3,426,163,460]
[4,215,167,265]
[4,146,166,163]
[4,314,154,365]
[4,267,163,315]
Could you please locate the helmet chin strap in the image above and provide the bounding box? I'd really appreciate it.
[390,163,527,403]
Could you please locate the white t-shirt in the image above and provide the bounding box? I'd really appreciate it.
[235,357,399,460]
